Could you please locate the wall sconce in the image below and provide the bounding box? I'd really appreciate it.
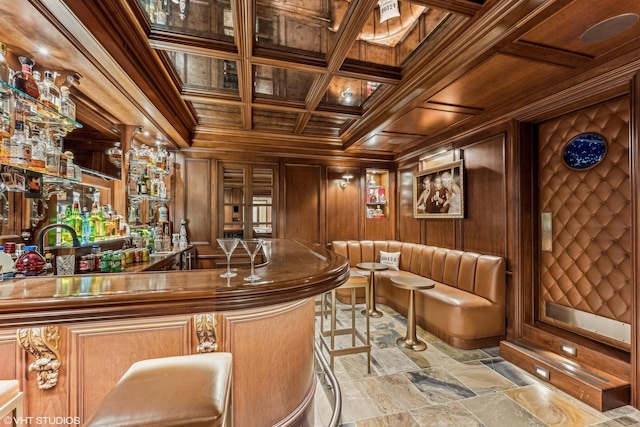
[340,173,353,189]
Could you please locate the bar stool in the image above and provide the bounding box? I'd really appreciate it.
[85,353,233,427]
[319,270,371,373]
[0,380,23,427]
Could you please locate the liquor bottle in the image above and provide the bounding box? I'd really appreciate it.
[81,210,91,245]
[90,193,104,240]
[60,86,76,119]
[44,131,61,175]
[29,128,46,171]
[9,120,31,166]
[38,71,60,115]
[71,193,83,237]
[104,205,114,237]
[179,219,188,250]
[137,169,147,194]
[12,57,40,100]
[62,204,74,244]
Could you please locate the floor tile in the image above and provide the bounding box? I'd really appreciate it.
[410,401,487,426]
[460,392,548,427]
[445,361,517,395]
[405,366,477,404]
[359,373,431,414]
[503,383,607,426]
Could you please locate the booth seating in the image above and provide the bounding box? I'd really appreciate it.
[85,353,233,427]
[331,240,506,349]
[0,380,23,427]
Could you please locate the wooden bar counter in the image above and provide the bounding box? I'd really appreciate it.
[0,239,349,427]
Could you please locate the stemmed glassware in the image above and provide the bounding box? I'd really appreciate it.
[241,238,264,281]
[217,238,239,278]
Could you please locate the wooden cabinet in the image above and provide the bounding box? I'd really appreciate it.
[218,162,276,239]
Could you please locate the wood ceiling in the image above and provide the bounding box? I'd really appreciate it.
[5,0,640,162]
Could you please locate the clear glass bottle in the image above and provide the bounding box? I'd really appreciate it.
[60,86,76,120]
[179,219,188,250]
[9,120,31,166]
[65,150,75,179]
[29,127,46,171]
[12,57,40,100]
[39,71,60,116]
[0,42,9,83]
[45,131,61,175]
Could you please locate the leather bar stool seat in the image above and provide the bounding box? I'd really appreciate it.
[0,380,23,427]
[85,353,233,427]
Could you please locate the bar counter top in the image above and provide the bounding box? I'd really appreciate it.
[0,238,349,328]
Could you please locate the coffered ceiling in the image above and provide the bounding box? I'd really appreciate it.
[4,0,640,161]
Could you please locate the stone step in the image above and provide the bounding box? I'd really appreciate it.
[500,340,630,412]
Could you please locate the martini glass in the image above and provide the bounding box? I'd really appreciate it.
[241,238,263,281]
[217,238,239,278]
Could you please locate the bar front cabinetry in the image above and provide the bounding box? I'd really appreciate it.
[1,299,315,427]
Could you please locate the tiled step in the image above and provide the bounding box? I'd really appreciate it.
[500,340,630,412]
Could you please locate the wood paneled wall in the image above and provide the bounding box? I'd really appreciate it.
[326,166,361,242]
[283,164,323,244]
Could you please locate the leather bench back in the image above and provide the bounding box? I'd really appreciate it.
[331,240,506,306]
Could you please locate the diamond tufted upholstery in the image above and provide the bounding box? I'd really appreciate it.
[538,97,631,349]
[332,240,506,349]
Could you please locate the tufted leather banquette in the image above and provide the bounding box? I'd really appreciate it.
[332,240,507,349]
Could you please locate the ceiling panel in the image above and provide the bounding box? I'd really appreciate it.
[429,54,567,109]
[383,107,472,135]
[520,0,640,57]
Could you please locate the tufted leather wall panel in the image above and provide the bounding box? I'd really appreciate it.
[538,97,631,347]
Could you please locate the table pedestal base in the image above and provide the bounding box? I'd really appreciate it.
[396,336,427,351]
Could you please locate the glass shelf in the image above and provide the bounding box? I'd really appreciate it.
[0,79,82,132]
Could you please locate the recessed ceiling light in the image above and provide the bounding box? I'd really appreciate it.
[580,13,639,44]
[37,47,49,56]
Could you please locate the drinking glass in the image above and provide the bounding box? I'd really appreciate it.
[241,239,263,281]
[217,238,239,278]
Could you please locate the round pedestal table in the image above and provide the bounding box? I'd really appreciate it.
[356,262,388,317]
[390,275,435,351]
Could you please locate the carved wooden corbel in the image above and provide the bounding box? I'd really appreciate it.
[193,313,218,353]
[17,326,61,390]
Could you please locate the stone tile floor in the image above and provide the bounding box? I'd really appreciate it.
[313,300,640,427]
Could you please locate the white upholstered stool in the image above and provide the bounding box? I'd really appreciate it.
[85,353,233,427]
[319,270,371,373]
[0,380,23,427]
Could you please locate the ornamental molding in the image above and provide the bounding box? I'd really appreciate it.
[193,313,218,353]
[17,326,61,390]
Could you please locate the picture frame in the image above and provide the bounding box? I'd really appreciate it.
[413,160,464,219]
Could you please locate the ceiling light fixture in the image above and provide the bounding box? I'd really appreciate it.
[379,0,400,24]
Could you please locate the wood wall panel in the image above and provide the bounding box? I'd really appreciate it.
[184,158,213,246]
[398,166,420,243]
[68,317,192,423]
[424,219,455,248]
[326,166,360,242]
[284,164,322,244]
[461,135,507,257]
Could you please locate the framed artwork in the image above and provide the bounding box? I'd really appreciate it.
[413,160,464,219]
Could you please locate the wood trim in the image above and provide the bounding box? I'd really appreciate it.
[631,70,640,409]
